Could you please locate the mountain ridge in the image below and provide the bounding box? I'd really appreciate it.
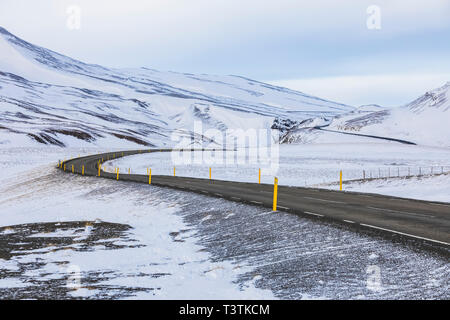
[280,82,450,147]
[0,26,355,148]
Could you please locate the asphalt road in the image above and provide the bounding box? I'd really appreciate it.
[61,149,450,247]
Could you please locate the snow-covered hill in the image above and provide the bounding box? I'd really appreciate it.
[326,82,450,146]
[280,83,450,147]
[0,26,354,148]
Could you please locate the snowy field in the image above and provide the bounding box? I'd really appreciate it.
[334,174,450,203]
[0,147,273,299]
[0,146,449,299]
[105,143,450,202]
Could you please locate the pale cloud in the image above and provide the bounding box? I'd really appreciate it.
[270,74,450,108]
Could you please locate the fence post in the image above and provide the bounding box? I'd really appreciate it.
[273,177,278,212]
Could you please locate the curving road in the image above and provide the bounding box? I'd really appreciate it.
[60,149,450,247]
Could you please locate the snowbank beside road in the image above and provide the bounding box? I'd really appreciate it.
[329,174,450,203]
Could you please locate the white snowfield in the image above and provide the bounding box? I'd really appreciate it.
[340,174,450,203]
[0,147,274,299]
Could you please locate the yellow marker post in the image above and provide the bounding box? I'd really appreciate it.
[339,170,343,191]
[98,162,101,177]
[174,167,176,176]
[72,165,74,173]
[258,168,261,184]
[116,168,119,180]
[148,168,152,184]
[128,168,131,174]
[64,164,66,171]
[209,167,212,180]
[82,165,85,176]
[273,177,278,212]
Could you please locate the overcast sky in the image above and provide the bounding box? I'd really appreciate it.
[1,0,450,107]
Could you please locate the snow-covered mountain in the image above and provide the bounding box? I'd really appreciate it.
[326,82,450,146]
[280,83,450,147]
[0,27,354,148]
